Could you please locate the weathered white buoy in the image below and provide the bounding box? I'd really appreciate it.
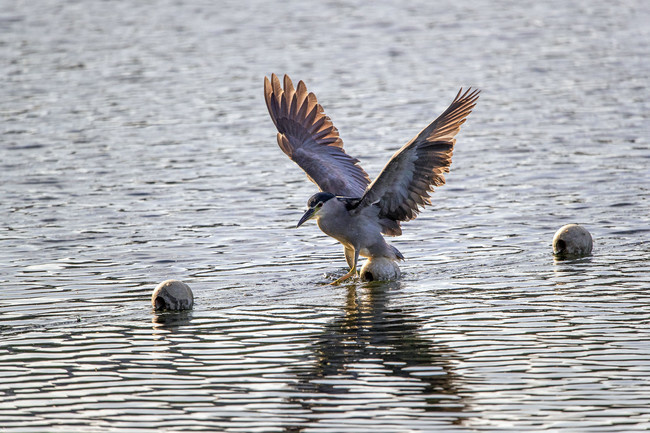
[152,280,194,311]
[553,224,593,258]
[360,257,401,282]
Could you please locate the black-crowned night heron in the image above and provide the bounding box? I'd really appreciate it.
[264,74,479,284]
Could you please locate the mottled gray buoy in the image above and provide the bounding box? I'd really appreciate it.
[360,257,401,282]
[553,224,593,258]
[152,280,194,311]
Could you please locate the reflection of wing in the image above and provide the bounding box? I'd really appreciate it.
[353,88,479,231]
[264,74,370,197]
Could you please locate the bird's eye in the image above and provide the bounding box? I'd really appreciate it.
[316,202,323,208]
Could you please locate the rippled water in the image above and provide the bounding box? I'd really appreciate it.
[1,0,649,431]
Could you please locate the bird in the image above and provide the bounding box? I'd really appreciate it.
[264,74,479,284]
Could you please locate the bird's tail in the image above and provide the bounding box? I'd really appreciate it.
[391,245,405,261]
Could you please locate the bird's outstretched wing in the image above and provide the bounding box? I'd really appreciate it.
[352,88,480,235]
[264,74,371,197]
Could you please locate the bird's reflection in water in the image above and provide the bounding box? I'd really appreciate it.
[288,281,465,430]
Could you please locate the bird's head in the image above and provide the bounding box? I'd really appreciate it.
[296,192,336,228]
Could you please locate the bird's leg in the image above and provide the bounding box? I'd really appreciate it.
[344,246,355,270]
[331,248,359,285]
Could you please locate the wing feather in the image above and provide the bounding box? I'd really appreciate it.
[353,88,480,234]
[264,74,370,197]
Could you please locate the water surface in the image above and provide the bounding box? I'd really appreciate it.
[1,0,649,431]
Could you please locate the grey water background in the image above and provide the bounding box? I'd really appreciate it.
[1,0,649,431]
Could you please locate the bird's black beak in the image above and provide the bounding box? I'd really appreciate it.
[296,208,316,228]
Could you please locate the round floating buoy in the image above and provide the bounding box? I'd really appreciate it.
[553,224,593,258]
[360,257,401,282]
[151,280,194,311]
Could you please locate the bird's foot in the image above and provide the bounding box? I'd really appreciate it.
[329,268,358,286]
